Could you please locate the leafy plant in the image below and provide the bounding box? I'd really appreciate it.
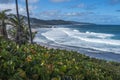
[0,9,11,38]
[0,38,120,80]
[8,15,36,44]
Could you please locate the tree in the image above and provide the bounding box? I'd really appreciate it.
[0,9,11,38]
[25,0,33,44]
[9,15,30,44]
[9,15,37,44]
[15,0,21,45]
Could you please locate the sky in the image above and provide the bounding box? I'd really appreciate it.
[0,0,120,24]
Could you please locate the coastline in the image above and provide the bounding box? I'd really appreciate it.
[35,41,120,63]
[32,27,120,63]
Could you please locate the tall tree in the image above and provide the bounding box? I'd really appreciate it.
[25,0,33,44]
[9,15,30,44]
[0,9,11,38]
[15,0,21,45]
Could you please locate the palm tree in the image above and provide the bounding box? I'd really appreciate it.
[15,0,21,45]
[0,9,11,38]
[9,15,30,44]
[25,0,33,44]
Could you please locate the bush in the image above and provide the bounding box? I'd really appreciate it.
[0,38,120,80]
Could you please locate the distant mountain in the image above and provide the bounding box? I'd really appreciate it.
[24,16,95,28]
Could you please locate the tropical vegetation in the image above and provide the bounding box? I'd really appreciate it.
[0,10,34,44]
[0,37,120,80]
[8,15,33,44]
[0,9,11,39]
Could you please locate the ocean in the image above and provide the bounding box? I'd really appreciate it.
[34,25,120,62]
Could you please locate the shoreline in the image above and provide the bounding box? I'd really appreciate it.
[32,27,120,63]
[35,42,120,63]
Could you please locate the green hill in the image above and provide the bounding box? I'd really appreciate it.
[22,16,95,28]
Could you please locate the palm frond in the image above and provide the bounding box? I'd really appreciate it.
[2,9,12,13]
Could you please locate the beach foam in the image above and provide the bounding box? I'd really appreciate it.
[34,28,120,54]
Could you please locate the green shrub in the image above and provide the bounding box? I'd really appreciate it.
[0,38,120,80]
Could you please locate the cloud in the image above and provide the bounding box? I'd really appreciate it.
[78,4,86,8]
[0,3,37,16]
[70,3,96,10]
[50,0,70,3]
[73,3,85,8]
[38,9,95,20]
[65,12,82,16]
[84,14,120,24]
[65,12,94,17]
[38,10,62,19]
[39,10,94,17]
[20,0,39,3]
[0,3,27,15]
[109,0,120,5]
[0,0,39,16]
[40,10,61,16]
[0,0,39,4]
[0,3,16,13]
[0,0,13,3]
[28,0,39,3]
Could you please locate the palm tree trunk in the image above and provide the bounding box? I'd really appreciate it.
[25,0,33,44]
[15,0,21,45]
[1,20,7,38]
[0,24,1,35]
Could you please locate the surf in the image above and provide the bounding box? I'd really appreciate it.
[34,27,120,54]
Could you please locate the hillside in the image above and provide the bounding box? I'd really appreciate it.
[23,16,95,28]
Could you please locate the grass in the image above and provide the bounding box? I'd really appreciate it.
[0,37,120,80]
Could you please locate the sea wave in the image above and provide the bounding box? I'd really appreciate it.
[34,28,120,54]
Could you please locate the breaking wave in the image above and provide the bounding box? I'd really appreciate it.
[34,28,120,54]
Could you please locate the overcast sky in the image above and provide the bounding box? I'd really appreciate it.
[0,0,120,24]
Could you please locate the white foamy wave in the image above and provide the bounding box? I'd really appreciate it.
[41,28,69,43]
[74,36,120,46]
[62,29,120,45]
[63,29,114,39]
[35,28,120,54]
[85,31,114,39]
[73,29,79,32]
